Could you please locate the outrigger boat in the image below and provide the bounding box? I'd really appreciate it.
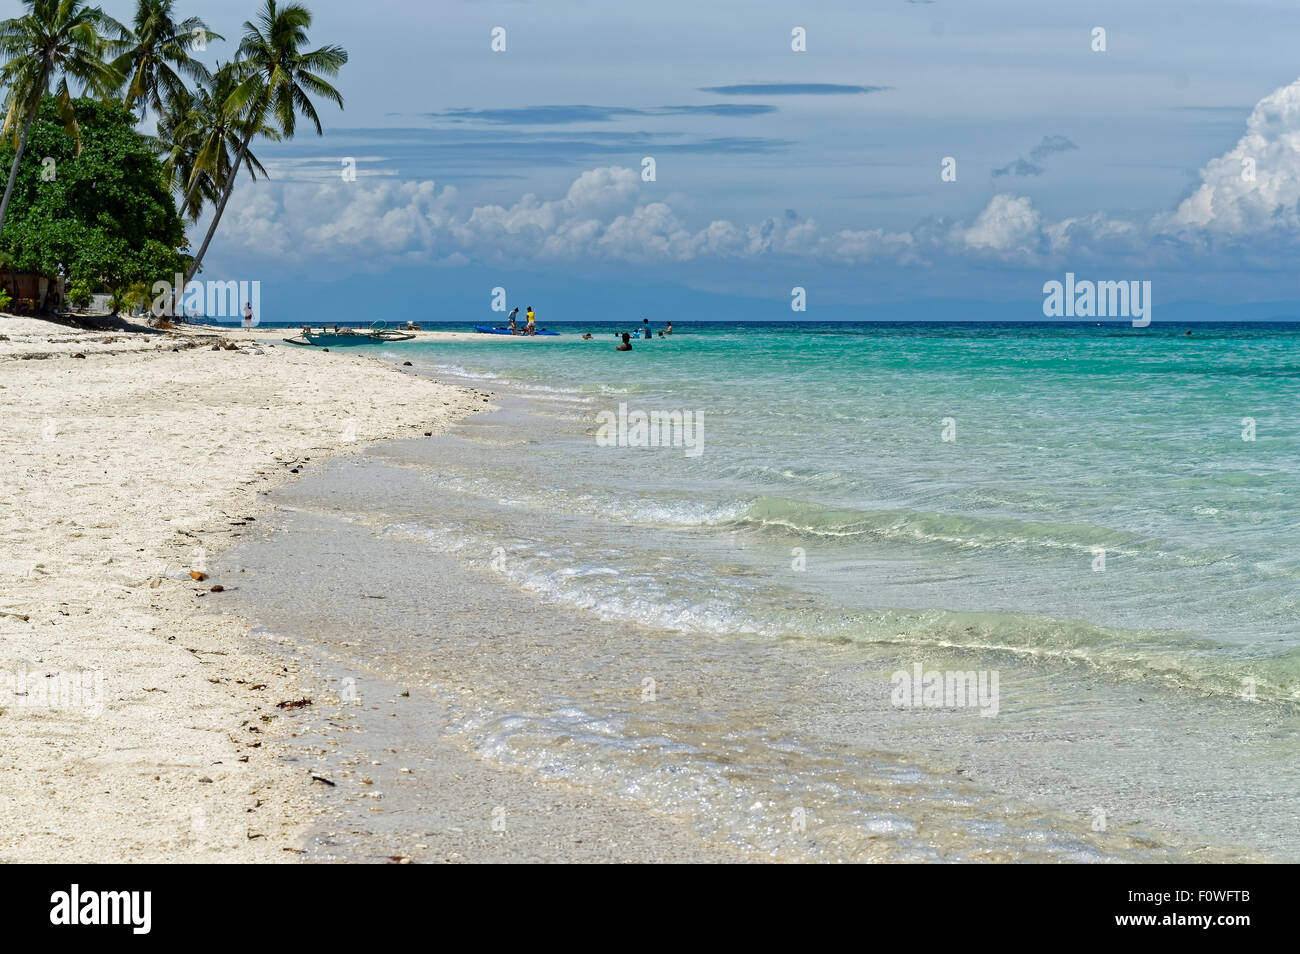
[474,325,560,336]
[283,320,416,347]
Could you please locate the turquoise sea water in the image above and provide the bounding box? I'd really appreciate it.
[242,321,1300,860]
[409,321,1300,701]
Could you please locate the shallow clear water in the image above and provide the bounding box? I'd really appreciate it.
[405,321,1300,703]
[230,321,1300,861]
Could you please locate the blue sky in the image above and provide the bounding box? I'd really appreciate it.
[12,0,1300,322]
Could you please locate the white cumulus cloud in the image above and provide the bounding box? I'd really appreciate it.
[214,165,918,271]
[1162,76,1300,235]
[953,194,1042,255]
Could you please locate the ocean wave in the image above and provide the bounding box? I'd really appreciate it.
[384,508,1300,706]
[519,559,1300,704]
[428,363,502,381]
[508,383,592,404]
[726,497,1147,555]
[844,607,1300,706]
[410,470,751,528]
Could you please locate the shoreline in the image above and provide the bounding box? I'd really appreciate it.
[198,322,572,344]
[6,314,1289,862]
[0,314,488,861]
[252,349,1287,864]
[214,511,762,863]
[211,376,1250,864]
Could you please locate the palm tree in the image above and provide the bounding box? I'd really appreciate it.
[157,67,273,223]
[0,0,122,241]
[182,0,346,287]
[154,85,209,219]
[185,65,275,207]
[161,63,276,315]
[112,0,220,119]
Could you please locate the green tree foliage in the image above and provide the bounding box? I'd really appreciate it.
[66,276,92,307]
[0,0,122,240]
[0,95,187,291]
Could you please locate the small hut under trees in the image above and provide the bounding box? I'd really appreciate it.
[0,265,64,313]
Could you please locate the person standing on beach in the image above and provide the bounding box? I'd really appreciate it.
[526,306,535,334]
[507,306,519,334]
[243,302,254,330]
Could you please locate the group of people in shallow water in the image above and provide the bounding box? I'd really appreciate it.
[613,318,672,351]
[506,306,537,335]
[505,307,673,346]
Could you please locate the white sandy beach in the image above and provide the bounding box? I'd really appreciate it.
[0,316,485,861]
[0,315,745,863]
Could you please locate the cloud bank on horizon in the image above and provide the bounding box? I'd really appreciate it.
[221,74,1300,282]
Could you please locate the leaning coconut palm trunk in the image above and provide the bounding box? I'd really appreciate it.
[0,64,49,239]
[181,64,266,219]
[183,132,249,289]
[180,0,347,295]
[157,67,272,227]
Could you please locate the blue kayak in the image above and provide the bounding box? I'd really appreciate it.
[474,325,560,336]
